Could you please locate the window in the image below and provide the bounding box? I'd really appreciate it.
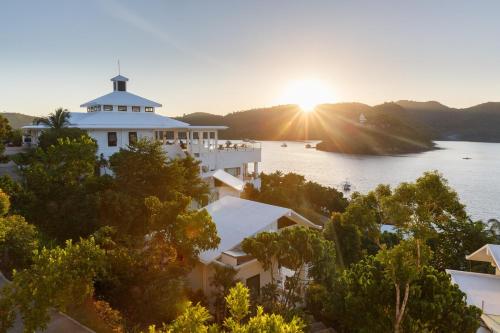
[118,105,127,111]
[203,132,208,139]
[246,274,260,297]
[132,106,140,112]
[210,132,216,139]
[103,105,113,111]
[192,132,199,144]
[117,81,126,91]
[93,105,101,111]
[145,107,154,112]
[166,131,174,140]
[224,167,241,177]
[87,107,92,112]
[128,132,137,145]
[107,132,117,147]
[178,132,187,140]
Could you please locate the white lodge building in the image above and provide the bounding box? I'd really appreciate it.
[23,74,261,194]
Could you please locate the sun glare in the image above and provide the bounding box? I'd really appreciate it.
[280,79,335,112]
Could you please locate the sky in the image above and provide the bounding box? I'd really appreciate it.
[2,0,500,117]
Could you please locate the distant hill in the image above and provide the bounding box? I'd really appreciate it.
[177,103,435,154]
[1,112,35,129]
[393,100,500,142]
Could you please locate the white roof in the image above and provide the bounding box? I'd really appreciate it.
[23,111,190,130]
[110,75,129,82]
[199,196,318,264]
[208,169,246,191]
[447,270,500,315]
[466,244,500,269]
[80,91,162,108]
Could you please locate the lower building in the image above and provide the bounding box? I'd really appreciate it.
[187,196,320,298]
[447,244,500,333]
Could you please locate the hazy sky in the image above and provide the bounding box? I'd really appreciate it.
[2,0,500,116]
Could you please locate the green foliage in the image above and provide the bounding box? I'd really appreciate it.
[323,212,362,268]
[242,171,347,223]
[37,127,89,150]
[403,266,482,333]
[16,136,103,242]
[109,139,208,203]
[8,129,22,146]
[147,283,304,333]
[94,140,218,327]
[224,282,250,326]
[0,190,38,275]
[0,237,105,332]
[0,214,38,275]
[210,264,238,323]
[0,189,9,216]
[0,115,12,143]
[376,240,432,333]
[35,107,70,129]
[242,227,335,313]
[428,218,497,271]
[310,254,481,333]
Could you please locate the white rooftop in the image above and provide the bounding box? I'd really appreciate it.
[24,111,190,130]
[466,244,500,269]
[447,270,500,315]
[208,169,246,191]
[198,196,318,264]
[80,91,162,108]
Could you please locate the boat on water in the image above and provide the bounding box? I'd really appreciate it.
[281,143,288,147]
[462,157,472,160]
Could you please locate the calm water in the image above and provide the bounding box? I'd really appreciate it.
[259,141,500,221]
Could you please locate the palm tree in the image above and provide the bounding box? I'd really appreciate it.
[35,108,70,129]
[487,218,500,241]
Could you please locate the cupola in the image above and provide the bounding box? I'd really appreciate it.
[110,75,129,92]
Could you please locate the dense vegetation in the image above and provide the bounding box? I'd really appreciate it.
[0,116,497,332]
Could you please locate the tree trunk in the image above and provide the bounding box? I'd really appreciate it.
[394,282,410,333]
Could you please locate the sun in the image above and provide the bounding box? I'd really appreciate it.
[279,79,335,112]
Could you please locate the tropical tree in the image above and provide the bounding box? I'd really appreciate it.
[15,136,103,242]
[94,139,219,327]
[376,240,431,333]
[0,237,105,332]
[241,226,336,313]
[35,107,71,129]
[0,190,38,275]
[308,251,481,333]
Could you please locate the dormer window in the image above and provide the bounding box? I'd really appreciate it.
[145,107,154,112]
[132,106,140,112]
[103,105,113,111]
[118,105,127,112]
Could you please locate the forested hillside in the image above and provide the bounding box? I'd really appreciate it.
[177,103,435,154]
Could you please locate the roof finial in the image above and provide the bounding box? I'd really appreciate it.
[118,59,121,75]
